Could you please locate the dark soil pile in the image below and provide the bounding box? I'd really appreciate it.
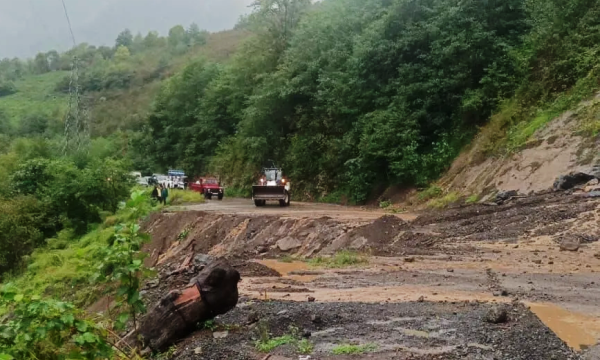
[168,300,579,360]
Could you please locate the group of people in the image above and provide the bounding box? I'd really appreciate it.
[151,184,169,205]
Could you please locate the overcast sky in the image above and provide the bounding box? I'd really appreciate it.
[0,0,255,59]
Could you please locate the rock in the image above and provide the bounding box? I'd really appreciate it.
[310,314,322,324]
[276,237,302,251]
[586,191,600,198]
[554,172,597,191]
[302,330,312,338]
[495,190,518,204]
[447,268,454,273]
[404,257,416,263]
[247,311,259,324]
[417,296,425,302]
[533,259,542,264]
[256,246,268,254]
[559,236,581,251]
[145,278,160,289]
[485,305,509,324]
[595,253,600,260]
[194,347,202,355]
[501,290,509,297]
[213,331,229,339]
[193,254,216,267]
[307,296,316,302]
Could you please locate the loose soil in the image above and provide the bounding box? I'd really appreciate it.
[139,192,600,359]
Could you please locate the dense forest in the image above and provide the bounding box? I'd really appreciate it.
[1,0,600,357]
[136,0,600,203]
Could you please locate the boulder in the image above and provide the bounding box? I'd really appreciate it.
[495,190,518,204]
[559,236,581,252]
[277,237,302,251]
[554,172,597,191]
[485,305,509,324]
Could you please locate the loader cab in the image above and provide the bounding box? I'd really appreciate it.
[263,168,282,186]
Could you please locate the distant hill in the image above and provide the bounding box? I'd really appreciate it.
[0,0,254,58]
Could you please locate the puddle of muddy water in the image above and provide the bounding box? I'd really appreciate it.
[255,260,319,282]
[526,302,599,351]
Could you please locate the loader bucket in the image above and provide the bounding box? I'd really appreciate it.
[252,185,287,200]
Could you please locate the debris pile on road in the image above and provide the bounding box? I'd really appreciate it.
[554,171,600,191]
[139,258,240,351]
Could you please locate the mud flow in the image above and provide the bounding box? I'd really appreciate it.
[139,193,600,359]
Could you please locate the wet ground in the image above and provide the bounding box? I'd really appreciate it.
[180,198,417,221]
[140,191,600,359]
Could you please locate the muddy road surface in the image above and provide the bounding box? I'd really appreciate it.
[140,191,600,359]
[180,197,417,221]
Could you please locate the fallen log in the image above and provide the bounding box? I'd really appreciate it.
[139,258,240,351]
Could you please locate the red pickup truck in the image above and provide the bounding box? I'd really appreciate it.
[189,177,224,200]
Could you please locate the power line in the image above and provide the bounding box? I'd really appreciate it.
[61,0,77,47]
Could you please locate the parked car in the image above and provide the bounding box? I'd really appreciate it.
[189,177,224,200]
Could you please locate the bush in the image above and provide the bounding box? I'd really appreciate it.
[0,197,46,275]
[0,81,17,97]
[427,192,461,209]
[417,185,443,202]
[10,158,133,234]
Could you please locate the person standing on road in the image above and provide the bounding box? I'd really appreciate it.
[151,185,159,202]
[161,185,169,205]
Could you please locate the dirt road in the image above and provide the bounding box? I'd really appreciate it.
[180,197,417,221]
[141,191,600,359]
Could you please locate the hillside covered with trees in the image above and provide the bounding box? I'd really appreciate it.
[138,0,600,203]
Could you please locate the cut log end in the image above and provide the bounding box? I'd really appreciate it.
[138,258,240,351]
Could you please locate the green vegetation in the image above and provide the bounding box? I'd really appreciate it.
[254,325,314,355]
[0,189,157,359]
[379,200,392,209]
[417,185,444,203]
[427,192,461,209]
[465,194,480,204]
[255,334,297,353]
[278,255,296,263]
[309,250,368,268]
[331,343,377,355]
[168,189,205,205]
[3,0,600,356]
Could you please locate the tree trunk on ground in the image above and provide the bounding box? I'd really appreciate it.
[139,258,240,351]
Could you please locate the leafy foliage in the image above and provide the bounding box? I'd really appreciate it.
[0,287,113,360]
[94,219,149,330]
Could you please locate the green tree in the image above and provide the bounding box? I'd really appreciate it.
[16,113,49,136]
[115,29,133,49]
[33,53,49,74]
[186,23,208,46]
[113,45,131,62]
[0,196,45,275]
[143,30,164,48]
[46,50,60,71]
[168,25,187,48]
